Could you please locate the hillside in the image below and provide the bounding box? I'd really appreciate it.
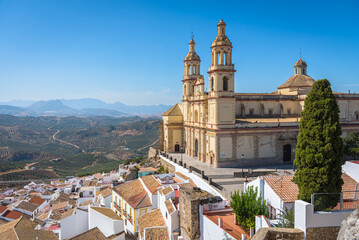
[0,114,160,178]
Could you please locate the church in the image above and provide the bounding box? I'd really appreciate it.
[159,19,359,168]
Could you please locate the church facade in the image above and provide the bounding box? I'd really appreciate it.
[160,19,359,168]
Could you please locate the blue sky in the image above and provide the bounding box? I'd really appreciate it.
[0,0,358,105]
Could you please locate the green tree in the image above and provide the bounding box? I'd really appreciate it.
[343,132,359,159]
[274,207,294,228]
[293,79,343,209]
[230,186,267,232]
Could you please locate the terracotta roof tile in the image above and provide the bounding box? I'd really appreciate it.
[51,201,68,211]
[0,206,7,213]
[29,196,46,206]
[100,188,112,198]
[16,201,39,212]
[175,172,190,180]
[137,209,166,238]
[203,209,249,239]
[144,227,169,240]
[162,186,174,196]
[2,210,22,220]
[113,179,151,209]
[342,173,358,199]
[68,227,107,240]
[263,176,298,202]
[165,199,175,214]
[90,207,122,220]
[141,175,161,194]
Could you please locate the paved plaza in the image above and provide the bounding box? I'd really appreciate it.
[166,153,295,199]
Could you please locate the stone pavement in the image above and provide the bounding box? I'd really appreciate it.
[166,152,295,200]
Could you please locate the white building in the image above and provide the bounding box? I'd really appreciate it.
[60,208,89,240]
[111,175,162,235]
[89,206,124,240]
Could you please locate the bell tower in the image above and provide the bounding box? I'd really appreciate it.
[183,37,201,101]
[207,19,236,128]
[208,19,235,98]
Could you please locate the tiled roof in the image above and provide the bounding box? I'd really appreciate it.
[203,209,249,240]
[162,104,182,116]
[80,199,92,207]
[69,227,107,240]
[0,206,7,213]
[165,199,175,214]
[16,201,39,212]
[263,176,298,203]
[42,190,53,196]
[36,210,51,221]
[0,217,57,240]
[342,173,358,199]
[136,194,152,209]
[51,201,68,211]
[141,175,161,194]
[175,172,190,180]
[90,207,122,220]
[139,167,158,172]
[2,210,22,220]
[100,188,112,198]
[144,227,169,240]
[113,179,151,209]
[264,174,358,203]
[162,186,174,196]
[29,196,46,206]
[83,180,98,187]
[93,173,104,179]
[277,74,315,89]
[137,209,166,238]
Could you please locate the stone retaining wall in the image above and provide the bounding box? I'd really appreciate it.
[252,227,304,240]
[306,226,340,240]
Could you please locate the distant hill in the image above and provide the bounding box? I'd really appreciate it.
[0,98,172,117]
[27,100,79,115]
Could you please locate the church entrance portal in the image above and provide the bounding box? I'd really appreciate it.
[283,144,292,162]
[195,139,198,158]
[174,144,180,152]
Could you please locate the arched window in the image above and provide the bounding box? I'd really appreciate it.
[223,77,228,91]
[217,53,220,65]
[223,52,227,65]
[194,110,198,122]
[302,69,305,74]
[240,104,245,116]
[210,78,214,91]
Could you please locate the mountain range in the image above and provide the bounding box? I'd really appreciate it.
[0,98,172,117]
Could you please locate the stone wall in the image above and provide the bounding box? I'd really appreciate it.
[148,147,158,159]
[306,226,341,240]
[159,158,175,173]
[158,120,164,151]
[252,227,304,240]
[179,187,214,240]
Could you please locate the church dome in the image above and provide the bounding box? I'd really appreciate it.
[278,74,315,89]
[184,52,200,61]
[294,58,307,67]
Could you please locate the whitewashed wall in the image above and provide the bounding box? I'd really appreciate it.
[294,200,352,238]
[61,208,88,240]
[88,207,123,237]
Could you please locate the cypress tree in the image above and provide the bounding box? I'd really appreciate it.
[293,79,343,209]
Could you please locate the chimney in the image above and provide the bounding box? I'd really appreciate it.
[218,217,223,228]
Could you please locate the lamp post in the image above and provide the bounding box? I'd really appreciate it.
[180,146,183,164]
[241,154,244,178]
